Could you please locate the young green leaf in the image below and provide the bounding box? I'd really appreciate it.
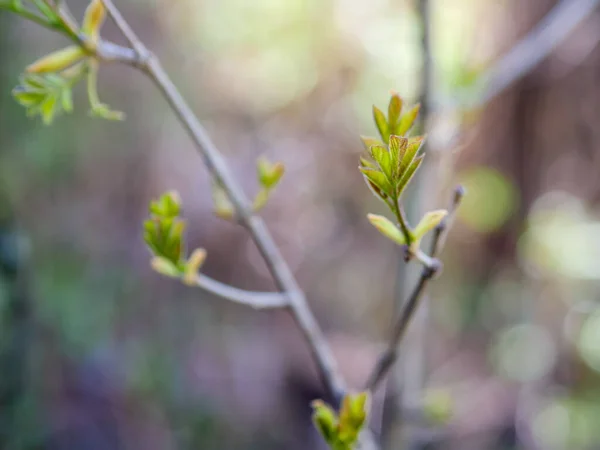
[311,400,338,446]
[372,105,389,143]
[182,248,207,286]
[360,168,393,199]
[12,87,46,107]
[396,103,421,135]
[26,46,86,74]
[388,135,408,177]
[359,156,377,170]
[211,182,235,220]
[413,209,448,241]
[397,154,424,196]
[369,145,393,182]
[338,392,369,444]
[257,156,285,190]
[398,136,424,176]
[252,188,270,213]
[150,256,181,278]
[40,93,59,125]
[149,191,181,218]
[82,0,106,44]
[388,93,402,129]
[367,214,406,245]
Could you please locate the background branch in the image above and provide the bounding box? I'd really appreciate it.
[431,0,600,153]
[365,186,464,393]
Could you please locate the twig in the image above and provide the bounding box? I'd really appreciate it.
[99,0,348,407]
[365,186,464,393]
[480,0,600,106]
[435,0,600,113]
[193,274,289,310]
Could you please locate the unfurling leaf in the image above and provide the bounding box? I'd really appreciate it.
[338,392,370,444]
[312,392,370,449]
[359,156,377,170]
[82,0,106,43]
[369,145,393,181]
[373,105,389,143]
[149,191,181,218]
[150,256,181,278]
[360,167,392,199]
[396,103,421,135]
[398,136,424,176]
[257,156,285,190]
[388,135,408,177]
[311,400,338,445]
[413,209,448,241]
[252,188,270,213]
[144,192,187,270]
[12,73,76,125]
[367,214,406,245]
[182,248,207,286]
[397,154,424,196]
[26,46,86,74]
[388,93,402,129]
[211,182,235,220]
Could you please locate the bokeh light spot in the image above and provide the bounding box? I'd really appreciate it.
[457,167,518,232]
[491,324,556,382]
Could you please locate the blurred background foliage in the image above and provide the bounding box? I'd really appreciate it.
[1,0,600,449]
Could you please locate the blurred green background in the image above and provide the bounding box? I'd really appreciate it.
[1,0,600,449]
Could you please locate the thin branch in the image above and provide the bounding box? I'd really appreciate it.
[481,0,600,106]
[435,0,600,113]
[192,274,289,310]
[99,0,348,407]
[365,186,464,393]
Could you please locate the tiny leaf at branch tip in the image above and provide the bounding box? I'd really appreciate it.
[252,188,270,213]
[150,256,181,278]
[372,105,390,143]
[388,93,402,129]
[82,0,107,43]
[26,46,86,74]
[211,182,235,220]
[396,103,421,136]
[413,209,448,241]
[183,248,207,286]
[312,392,370,449]
[257,155,285,190]
[367,214,406,246]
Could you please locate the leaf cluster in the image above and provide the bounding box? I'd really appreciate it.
[6,0,124,123]
[360,93,447,260]
[311,392,370,450]
[143,192,206,285]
